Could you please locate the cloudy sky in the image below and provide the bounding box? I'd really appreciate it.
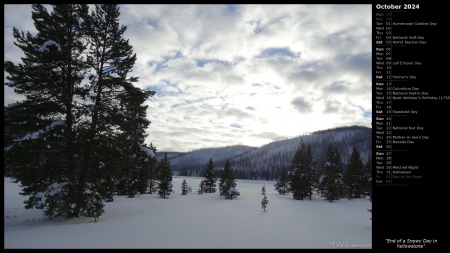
[4,4,372,152]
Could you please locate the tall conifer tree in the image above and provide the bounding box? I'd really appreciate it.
[4,4,90,218]
[219,160,239,199]
[157,153,173,199]
[288,141,313,200]
[203,158,217,193]
[4,4,155,219]
[319,144,344,202]
[364,155,372,220]
[363,155,372,198]
[82,4,155,201]
[343,146,365,200]
[181,179,189,195]
[274,169,289,195]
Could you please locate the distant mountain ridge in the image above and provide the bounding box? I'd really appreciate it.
[156,145,257,172]
[156,125,372,180]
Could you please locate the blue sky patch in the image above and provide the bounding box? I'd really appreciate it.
[225,4,237,13]
[196,59,233,68]
[258,47,299,58]
[196,59,207,67]
[230,123,242,129]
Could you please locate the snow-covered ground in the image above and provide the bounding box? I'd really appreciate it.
[4,177,371,249]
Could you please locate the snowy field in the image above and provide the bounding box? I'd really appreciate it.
[4,177,372,249]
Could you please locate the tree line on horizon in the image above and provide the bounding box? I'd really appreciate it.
[174,126,372,181]
[274,141,372,202]
[188,140,371,203]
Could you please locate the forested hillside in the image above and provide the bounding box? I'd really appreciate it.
[167,126,371,180]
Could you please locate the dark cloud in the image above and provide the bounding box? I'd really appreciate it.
[220,107,256,120]
[324,100,341,114]
[287,60,327,84]
[323,81,351,94]
[338,53,372,78]
[291,97,313,113]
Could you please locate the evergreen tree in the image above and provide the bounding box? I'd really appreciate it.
[305,144,316,200]
[319,144,344,202]
[262,185,266,195]
[362,155,372,198]
[288,141,313,200]
[157,153,173,199]
[4,103,42,177]
[116,145,156,198]
[181,179,188,195]
[343,146,365,200]
[226,186,240,199]
[82,4,155,201]
[309,155,321,199]
[197,179,205,194]
[4,4,90,218]
[83,182,105,222]
[274,169,289,195]
[261,195,269,211]
[136,144,157,194]
[147,145,159,195]
[364,155,372,220]
[219,160,240,199]
[203,158,217,193]
[4,4,155,220]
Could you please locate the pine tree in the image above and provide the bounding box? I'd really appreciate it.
[364,155,372,220]
[197,179,205,194]
[110,144,156,198]
[203,158,217,193]
[362,155,372,198]
[135,144,157,194]
[4,4,90,218]
[262,185,266,195]
[288,141,313,200]
[147,145,159,195]
[157,153,173,199]
[226,186,240,199]
[343,146,365,200]
[274,169,289,195]
[219,160,240,199]
[83,183,105,222]
[4,4,156,220]
[305,144,315,200]
[261,195,269,211]
[319,144,344,202]
[181,179,188,195]
[81,4,155,202]
[4,103,42,177]
[309,154,320,199]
